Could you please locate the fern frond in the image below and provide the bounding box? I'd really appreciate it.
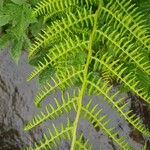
[75,135,92,150]
[24,91,77,131]
[86,75,150,137]
[82,100,132,150]
[34,66,83,107]
[91,53,150,104]
[33,0,73,16]
[27,36,88,81]
[100,0,150,51]
[25,119,73,150]
[26,0,150,149]
[70,4,102,149]
[96,27,150,76]
[115,0,148,29]
[33,0,97,17]
[29,8,94,59]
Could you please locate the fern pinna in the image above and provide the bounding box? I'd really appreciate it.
[25,0,150,149]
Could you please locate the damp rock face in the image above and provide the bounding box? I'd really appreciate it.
[0,50,147,150]
[0,50,41,149]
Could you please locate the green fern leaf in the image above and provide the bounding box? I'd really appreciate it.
[28,8,94,58]
[24,91,77,130]
[91,53,150,104]
[82,100,132,150]
[96,27,150,76]
[27,35,88,81]
[25,119,73,150]
[86,74,150,137]
[75,135,92,150]
[25,0,150,149]
[100,0,150,52]
[32,0,97,17]
[34,66,83,107]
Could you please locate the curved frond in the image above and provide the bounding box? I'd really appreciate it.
[75,135,92,150]
[33,0,97,16]
[96,27,150,76]
[26,0,150,149]
[34,66,83,107]
[115,0,149,32]
[29,8,94,58]
[82,100,132,150]
[25,120,73,150]
[86,75,150,137]
[33,0,76,16]
[100,0,150,51]
[27,36,88,81]
[24,91,77,131]
[91,53,150,104]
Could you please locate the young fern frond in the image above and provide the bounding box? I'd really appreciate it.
[28,8,94,59]
[86,75,150,137]
[96,27,150,76]
[25,0,150,149]
[115,0,150,37]
[25,120,73,150]
[24,91,77,131]
[75,135,92,150]
[27,35,88,81]
[91,53,150,104]
[33,0,97,17]
[34,66,83,107]
[100,0,150,52]
[82,101,132,150]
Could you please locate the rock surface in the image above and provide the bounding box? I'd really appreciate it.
[0,50,148,150]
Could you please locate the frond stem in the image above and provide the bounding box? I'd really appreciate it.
[70,3,101,150]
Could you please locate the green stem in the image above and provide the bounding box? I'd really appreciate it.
[70,3,102,150]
